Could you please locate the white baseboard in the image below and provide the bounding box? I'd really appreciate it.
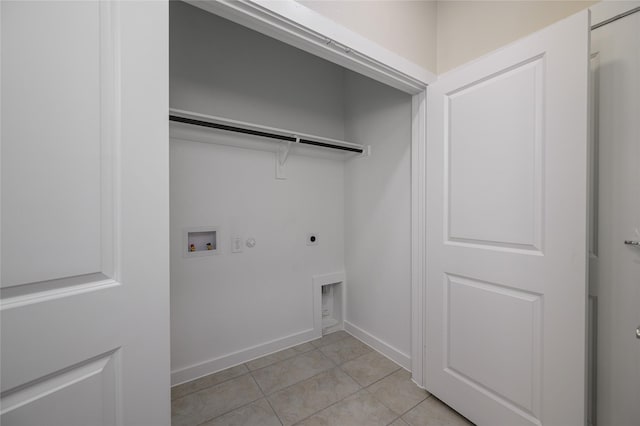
[171,328,317,386]
[171,322,412,386]
[344,321,411,370]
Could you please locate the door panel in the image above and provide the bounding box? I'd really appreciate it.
[1,352,118,426]
[447,57,543,251]
[1,0,102,288]
[445,274,542,414]
[1,2,170,425]
[426,11,590,426]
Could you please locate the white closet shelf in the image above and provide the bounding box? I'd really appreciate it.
[169,108,366,154]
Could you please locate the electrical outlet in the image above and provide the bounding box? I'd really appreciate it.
[231,236,243,253]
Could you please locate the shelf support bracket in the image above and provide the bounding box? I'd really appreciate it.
[276,138,295,179]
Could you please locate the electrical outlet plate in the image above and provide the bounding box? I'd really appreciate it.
[231,236,243,253]
[307,233,319,246]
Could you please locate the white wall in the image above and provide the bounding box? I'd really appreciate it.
[343,71,413,368]
[297,0,437,73]
[170,1,347,383]
[436,0,596,73]
[170,139,345,382]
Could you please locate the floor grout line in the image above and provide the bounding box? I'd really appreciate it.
[316,347,338,368]
[263,395,284,426]
[252,350,337,397]
[264,365,367,425]
[289,386,365,425]
[248,370,267,396]
[171,369,252,401]
[261,363,342,399]
[387,415,402,426]
[245,343,318,373]
[193,393,264,426]
[193,374,266,425]
[319,345,374,368]
[359,366,403,388]
[362,368,399,388]
[393,393,433,425]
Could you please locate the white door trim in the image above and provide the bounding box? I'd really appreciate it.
[184,0,435,94]
[411,90,427,387]
[182,0,430,388]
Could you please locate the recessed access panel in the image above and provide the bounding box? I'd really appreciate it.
[184,227,218,257]
[312,272,346,338]
[321,282,343,335]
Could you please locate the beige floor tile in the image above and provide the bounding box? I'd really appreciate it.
[402,397,474,426]
[268,367,361,426]
[318,336,372,365]
[200,398,281,426]
[296,389,397,426]
[340,350,400,387]
[171,364,249,400]
[171,374,263,426]
[367,369,429,415]
[251,350,334,395]
[171,335,474,426]
[310,331,350,348]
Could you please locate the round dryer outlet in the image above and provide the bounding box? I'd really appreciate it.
[307,233,319,246]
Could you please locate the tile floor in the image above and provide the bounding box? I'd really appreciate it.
[171,331,474,426]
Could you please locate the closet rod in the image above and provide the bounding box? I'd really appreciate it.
[169,114,364,154]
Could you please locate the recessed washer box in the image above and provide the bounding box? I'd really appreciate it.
[183,227,218,257]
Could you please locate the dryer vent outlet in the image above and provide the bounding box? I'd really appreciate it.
[307,233,319,246]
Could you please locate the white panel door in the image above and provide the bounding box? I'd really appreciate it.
[590,10,640,426]
[425,11,590,426]
[1,2,170,425]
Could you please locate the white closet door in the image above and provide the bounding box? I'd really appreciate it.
[1,2,170,425]
[425,10,590,426]
[591,10,640,426]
